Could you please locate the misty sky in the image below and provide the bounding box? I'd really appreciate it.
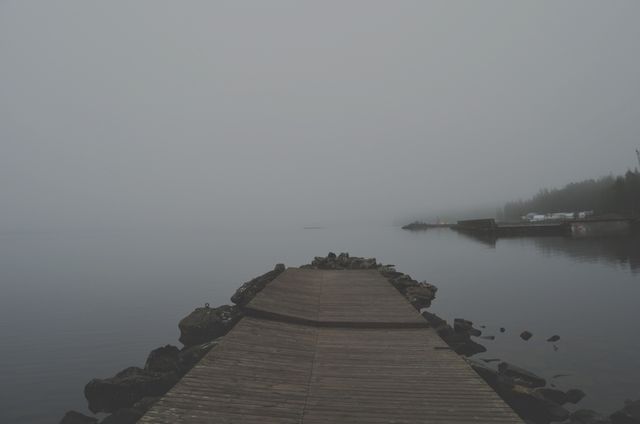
[2,1,639,229]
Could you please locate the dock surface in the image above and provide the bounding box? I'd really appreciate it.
[140,269,523,423]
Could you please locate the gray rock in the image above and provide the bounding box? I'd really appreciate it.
[547,335,561,342]
[536,387,568,405]
[230,264,286,306]
[566,388,586,404]
[404,283,437,309]
[570,409,611,424]
[59,411,98,424]
[100,408,144,424]
[144,345,180,374]
[520,331,533,341]
[610,398,640,424]
[178,304,242,347]
[498,362,546,388]
[454,318,482,337]
[84,367,179,413]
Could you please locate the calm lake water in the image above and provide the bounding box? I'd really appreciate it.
[1,225,639,423]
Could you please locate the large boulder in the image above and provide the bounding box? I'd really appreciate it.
[231,264,285,306]
[178,304,242,347]
[498,362,546,388]
[59,411,98,424]
[454,318,482,337]
[404,283,437,309]
[84,367,179,413]
[144,345,180,374]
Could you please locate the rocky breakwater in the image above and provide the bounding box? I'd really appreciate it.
[59,264,285,424]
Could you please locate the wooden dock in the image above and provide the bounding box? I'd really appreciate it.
[140,269,524,423]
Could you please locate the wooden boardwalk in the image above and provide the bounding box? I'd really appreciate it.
[140,269,524,423]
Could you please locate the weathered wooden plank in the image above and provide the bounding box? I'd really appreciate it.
[140,269,524,423]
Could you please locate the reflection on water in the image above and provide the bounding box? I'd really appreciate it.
[457,230,640,274]
[0,226,639,422]
[530,236,640,273]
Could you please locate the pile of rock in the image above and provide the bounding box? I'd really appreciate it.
[60,265,285,424]
[305,252,378,270]
[304,252,438,310]
[230,263,285,306]
[420,311,487,356]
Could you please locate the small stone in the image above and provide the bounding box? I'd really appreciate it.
[480,335,496,340]
[547,335,561,342]
[500,327,506,333]
[520,331,533,341]
[566,388,586,404]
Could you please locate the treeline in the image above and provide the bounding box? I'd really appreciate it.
[504,170,640,220]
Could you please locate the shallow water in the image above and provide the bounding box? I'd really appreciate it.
[0,225,638,423]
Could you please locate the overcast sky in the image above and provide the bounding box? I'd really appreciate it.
[1,1,639,229]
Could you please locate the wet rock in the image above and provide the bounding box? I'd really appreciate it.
[421,312,486,356]
[100,408,144,424]
[566,389,586,404]
[507,385,570,423]
[454,318,482,337]
[498,362,546,388]
[230,264,286,306]
[84,367,179,413]
[178,339,223,372]
[610,398,640,424]
[59,411,98,424]
[404,283,437,308]
[144,345,180,374]
[547,335,561,342]
[131,396,160,414]
[536,387,569,405]
[569,409,611,424]
[520,331,533,341]
[178,304,242,347]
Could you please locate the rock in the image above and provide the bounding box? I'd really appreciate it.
[520,331,533,341]
[100,408,144,424]
[570,409,611,424]
[145,345,180,374]
[610,398,640,424]
[480,335,496,340]
[498,362,546,388]
[59,411,98,424]
[178,339,223,372]
[178,304,242,347]
[454,318,482,337]
[131,396,160,414]
[84,367,179,413]
[536,387,569,405]
[566,389,586,404]
[404,283,437,309]
[230,264,286,306]
[506,384,570,423]
[547,335,561,342]
[500,327,506,333]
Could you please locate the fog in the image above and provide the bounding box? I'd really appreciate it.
[2,1,639,230]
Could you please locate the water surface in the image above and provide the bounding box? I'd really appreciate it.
[0,226,638,423]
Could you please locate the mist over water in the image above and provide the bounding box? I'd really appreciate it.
[2,1,640,423]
